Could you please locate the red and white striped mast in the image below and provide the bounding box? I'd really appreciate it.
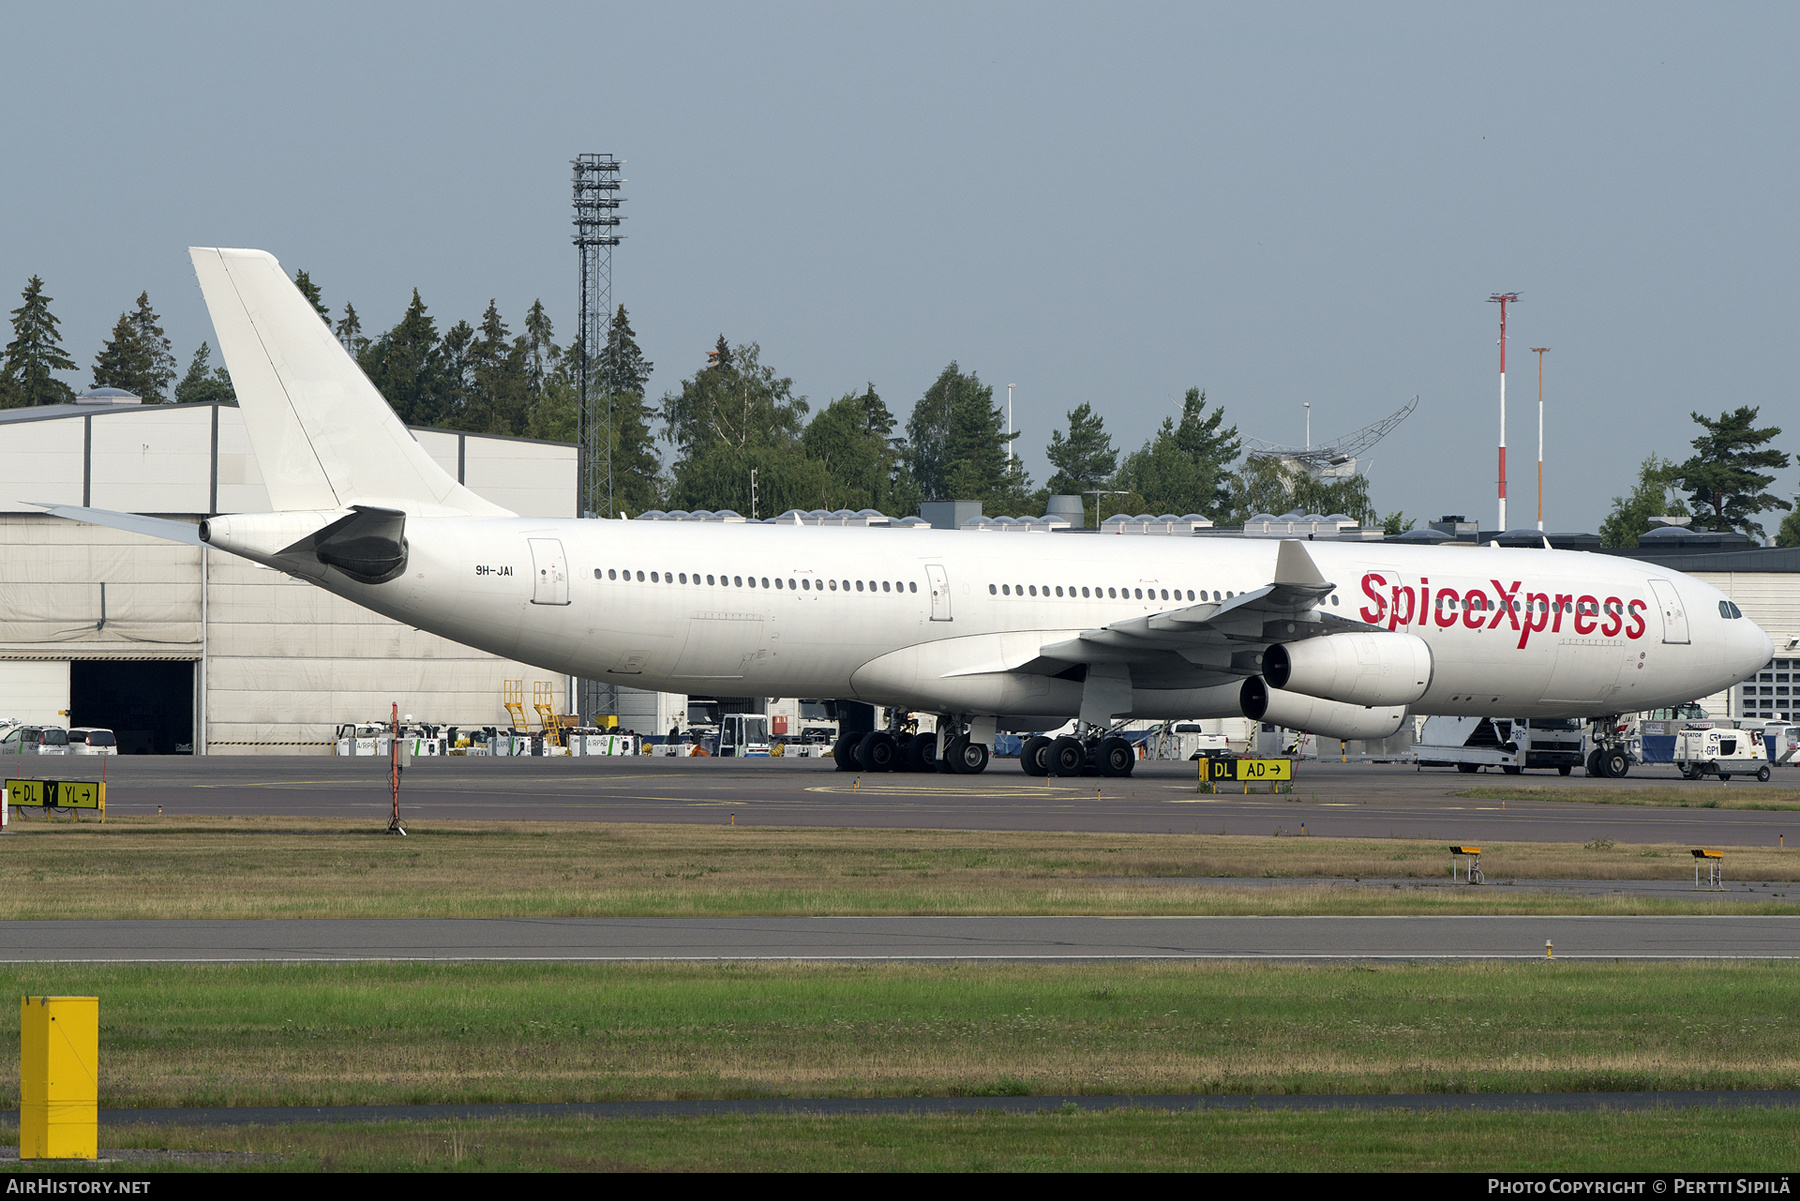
[1488,292,1520,532]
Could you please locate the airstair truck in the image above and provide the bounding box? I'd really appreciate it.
[1414,716,1587,775]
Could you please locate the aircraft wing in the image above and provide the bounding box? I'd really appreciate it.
[1020,540,1378,688]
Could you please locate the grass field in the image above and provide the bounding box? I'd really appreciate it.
[1460,785,1800,812]
[5,1107,1797,1173]
[2,818,1796,919]
[2,960,1796,1107]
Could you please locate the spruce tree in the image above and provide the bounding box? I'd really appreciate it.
[293,271,330,324]
[335,303,365,355]
[3,275,77,408]
[1114,387,1241,519]
[92,292,176,402]
[173,342,236,405]
[358,290,441,425]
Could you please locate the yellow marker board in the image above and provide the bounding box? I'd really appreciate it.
[20,996,98,1160]
[1204,757,1293,782]
[4,780,106,817]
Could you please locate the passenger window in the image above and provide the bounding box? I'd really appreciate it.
[609,569,617,580]
[1027,585,1036,596]
[707,575,715,585]
[882,581,891,592]
[909,581,917,593]
[790,579,798,590]
[594,569,602,579]
[651,571,659,582]
[776,578,784,589]
[679,573,687,584]
[636,571,645,582]
[856,580,864,592]
[1055,586,1063,597]
[734,576,743,587]
[1134,588,1143,599]
[990,584,998,595]
[761,578,770,588]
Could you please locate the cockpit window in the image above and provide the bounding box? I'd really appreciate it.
[1719,600,1744,619]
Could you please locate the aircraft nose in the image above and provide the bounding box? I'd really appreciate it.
[1739,617,1775,677]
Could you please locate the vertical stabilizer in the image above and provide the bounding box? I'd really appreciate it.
[188,247,512,516]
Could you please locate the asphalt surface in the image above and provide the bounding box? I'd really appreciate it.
[80,1090,1800,1126]
[27,754,1800,844]
[2,915,1795,961]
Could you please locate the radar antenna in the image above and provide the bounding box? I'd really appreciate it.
[1244,395,1418,480]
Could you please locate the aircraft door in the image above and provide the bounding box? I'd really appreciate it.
[927,564,952,622]
[529,538,570,606]
[1648,579,1689,644]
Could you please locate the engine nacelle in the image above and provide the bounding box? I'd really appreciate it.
[1263,631,1433,707]
[1240,677,1408,741]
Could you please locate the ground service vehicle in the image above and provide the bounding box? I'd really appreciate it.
[1415,715,1587,775]
[1674,727,1772,782]
[32,248,1776,781]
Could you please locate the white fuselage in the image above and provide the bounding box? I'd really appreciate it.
[268,517,1771,723]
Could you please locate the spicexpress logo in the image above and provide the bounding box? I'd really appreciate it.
[1359,572,1648,649]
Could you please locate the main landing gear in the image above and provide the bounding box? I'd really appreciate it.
[1018,724,1137,779]
[832,714,990,774]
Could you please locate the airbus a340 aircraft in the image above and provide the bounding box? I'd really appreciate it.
[33,249,1775,778]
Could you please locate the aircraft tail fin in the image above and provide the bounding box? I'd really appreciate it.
[188,247,512,517]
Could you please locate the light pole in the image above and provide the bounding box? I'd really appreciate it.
[1531,347,1550,531]
[1006,384,1016,464]
[1303,402,1311,451]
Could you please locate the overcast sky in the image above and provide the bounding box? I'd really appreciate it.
[4,3,1795,533]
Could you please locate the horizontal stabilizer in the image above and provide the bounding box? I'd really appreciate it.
[27,503,206,547]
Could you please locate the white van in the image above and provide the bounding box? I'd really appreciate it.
[68,728,118,756]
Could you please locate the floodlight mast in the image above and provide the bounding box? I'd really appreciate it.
[1489,293,1520,532]
[1531,347,1550,530]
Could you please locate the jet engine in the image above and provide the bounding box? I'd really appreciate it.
[1262,631,1432,708]
[1240,676,1408,741]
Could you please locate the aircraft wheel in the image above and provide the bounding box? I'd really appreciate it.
[1048,736,1086,776]
[1502,765,1523,775]
[946,737,989,775]
[832,736,860,772]
[1020,736,1051,777]
[1758,765,1772,782]
[1456,763,1479,774]
[1097,736,1135,778]
[1558,765,1573,776]
[1585,750,1603,777]
[858,731,896,773]
[1601,749,1630,779]
[910,732,939,772]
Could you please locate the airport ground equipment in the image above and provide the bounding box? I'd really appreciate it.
[1200,755,1295,786]
[3,779,105,822]
[503,680,529,732]
[20,996,97,1160]
[1764,723,1798,766]
[1414,715,1585,775]
[718,714,771,757]
[1674,728,1772,781]
[1693,848,1724,890]
[1450,845,1483,884]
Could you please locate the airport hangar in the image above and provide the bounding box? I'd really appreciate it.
[1,395,1794,754]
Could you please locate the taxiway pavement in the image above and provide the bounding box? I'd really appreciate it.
[44,755,1800,845]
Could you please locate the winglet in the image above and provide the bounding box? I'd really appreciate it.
[1274,539,1329,588]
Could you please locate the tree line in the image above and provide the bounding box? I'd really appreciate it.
[1601,409,1798,548]
[29,269,1716,532]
